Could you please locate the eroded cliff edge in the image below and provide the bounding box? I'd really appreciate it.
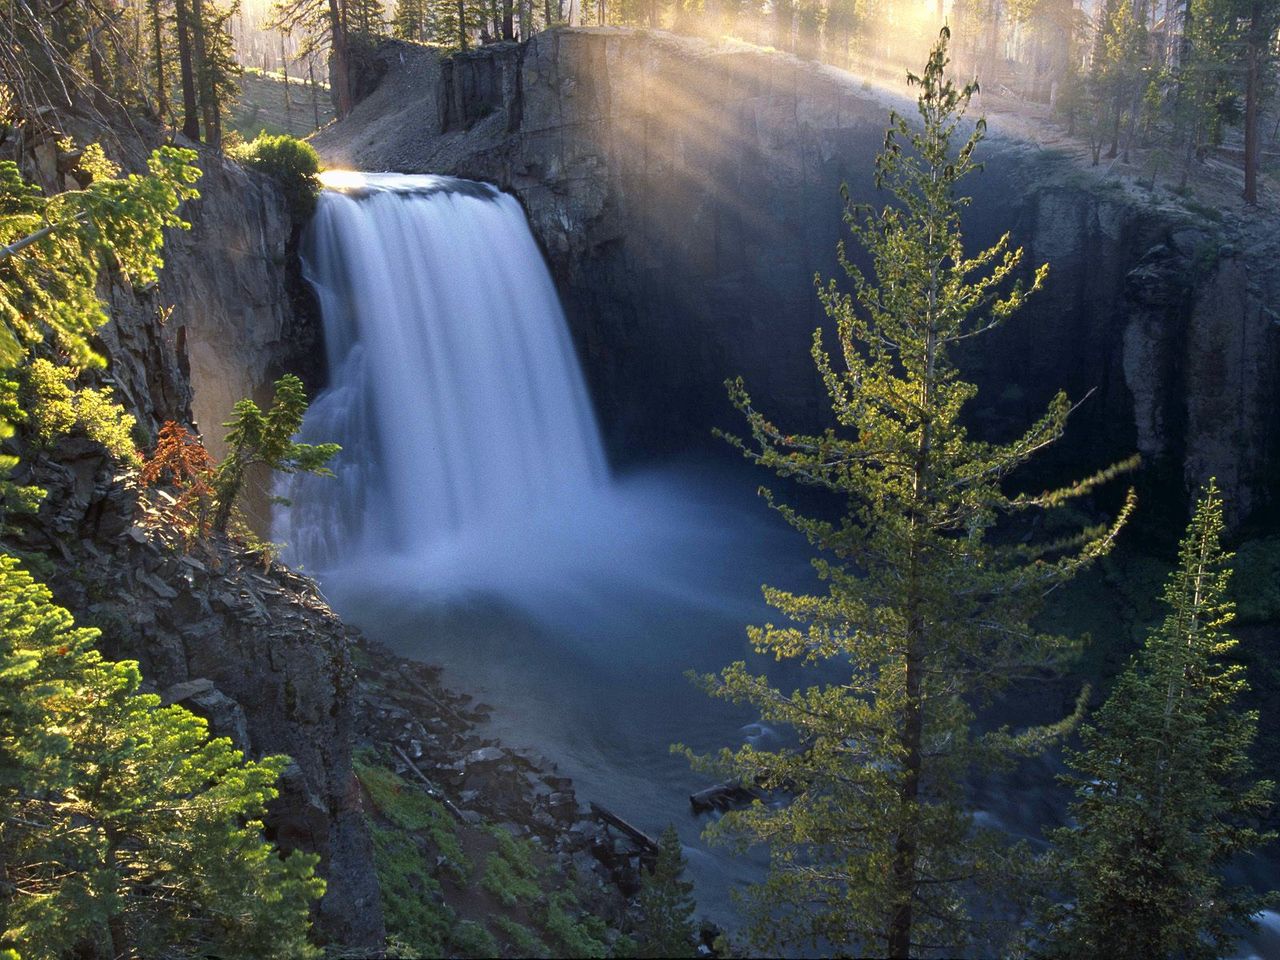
[316,28,1280,527]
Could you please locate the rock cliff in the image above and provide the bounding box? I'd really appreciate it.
[316,28,1280,526]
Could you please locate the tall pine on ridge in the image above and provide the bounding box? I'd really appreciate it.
[1046,482,1275,958]
[685,28,1135,958]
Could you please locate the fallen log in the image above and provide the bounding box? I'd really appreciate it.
[689,781,764,814]
[589,801,658,855]
[392,744,467,823]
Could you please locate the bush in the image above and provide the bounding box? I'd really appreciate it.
[231,133,321,220]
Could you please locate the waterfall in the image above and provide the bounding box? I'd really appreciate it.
[276,172,608,571]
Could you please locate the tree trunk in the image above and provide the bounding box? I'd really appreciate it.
[1243,0,1263,204]
[174,0,200,140]
[310,59,321,130]
[150,0,167,118]
[87,27,110,113]
[457,0,469,50]
[887,653,922,959]
[328,0,353,118]
[503,0,514,38]
[1107,96,1123,158]
[191,0,220,150]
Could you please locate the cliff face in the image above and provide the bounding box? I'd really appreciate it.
[316,28,1280,525]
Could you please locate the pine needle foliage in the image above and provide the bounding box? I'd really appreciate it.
[685,28,1136,959]
[138,419,218,543]
[1045,482,1275,959]
[0,145,200,376]
[0,556,324,958]
[635,825,698,959]
[211,374,339,535]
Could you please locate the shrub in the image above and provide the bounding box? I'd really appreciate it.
[231,133,321,220]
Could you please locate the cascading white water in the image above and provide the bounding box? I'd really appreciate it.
[277,172,609,570]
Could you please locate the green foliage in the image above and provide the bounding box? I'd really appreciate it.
[684,29,1134,958]
[0,145,196,527]
[451,919,500,958]
[635,825,697,959]
[230,133,322,220]
[1047,482,1276,958]
[481,827,542,907]
[542,891,609,959]
[493,915,551,956]
[356,755,468,877]
[368,822,456,956]
[211,373,338,535]
[0,555,323,957]
[20,358,139,465]
[0,145,200,376]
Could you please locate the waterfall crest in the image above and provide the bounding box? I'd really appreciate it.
[277,173,608,570]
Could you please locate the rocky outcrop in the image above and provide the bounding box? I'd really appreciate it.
[20,119,314,475]
[317,29,1280,525]
[158,154,317,463]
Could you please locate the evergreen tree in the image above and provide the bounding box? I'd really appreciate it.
[635,825,697,959]
[685,29,1134,958]
[1045,482,1275,959]
[192,0,243,148]
[1090,0,1152,160]
[272,0,355,117]
[394,0,431,40]
[1240,0,1280,203]
[0,145,201,406]
[211,373,339,534]
[0,557,325,958]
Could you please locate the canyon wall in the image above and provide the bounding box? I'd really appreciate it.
[316,28,1280,526]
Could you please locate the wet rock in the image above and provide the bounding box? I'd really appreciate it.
[465,745,505,765]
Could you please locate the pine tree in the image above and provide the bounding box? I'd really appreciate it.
[1240,0,1280,203]
[393,0,430,40]
[211,373,339,534]
[635,825,698,959]
[272,0,355,117]
[0,556,325,957]
[1046,482,1275,959]
[685,28,1134,958]
[0,144,201,415]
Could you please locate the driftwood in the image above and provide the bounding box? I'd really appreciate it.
[689,781,764,814]
[589,801,658,856]
[392,744,467,823]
